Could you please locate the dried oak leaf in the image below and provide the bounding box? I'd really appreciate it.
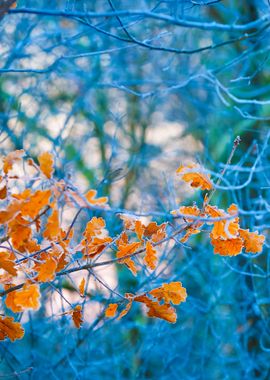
[38,152,54,179]
[82,236,112,258]
[227,204,238,215]
[176,163,212,190]
[85,189,108,206]
[144,222,167,243]
[72,305,83,328]
[55,252,69,272]
[116,242,141,276]
[67,189,108,208]
[79,278,86,297]
[38,245,68,275]
[120,216,166,243]
[82,217,112,258]
[239,229,265,253]
[8,214,32,252]
[0,200,22,224]
[149,282,187,305]
[0,251,17,276]
[105,303,118,318]
[210,236,243,256]
[24,239,40,253]
[146,301,177,323]
[43,208,60,241]
[117,297,133,320]
[144,241,157,270]
[13,283,41,311]
[117,231,129,246]
[205,204,239,239]
[135,220,145,241]
[37,256,58,282]
[5,284,23,313]
[171,205,201,221]
[18,189,51,219]
[0,316,24,342]
[134,295,177,323]
[0,185,7,199]
[171,205,203,242]
[83,217,106,240]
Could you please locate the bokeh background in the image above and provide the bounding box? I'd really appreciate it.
[1,0,270,379]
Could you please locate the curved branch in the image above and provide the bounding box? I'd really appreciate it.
[8,8,270,33]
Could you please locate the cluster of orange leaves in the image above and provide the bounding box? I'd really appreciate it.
[105,282,187,323]
[172,163,265,256]
[0,152,265,342]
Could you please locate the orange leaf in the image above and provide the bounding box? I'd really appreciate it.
[72,305,83,328]
[19,189,51,219]
[0,251,17,276]
[135,220,144,241]
[117,299,133,320]
[55,252,69,272]
[211,219,239,240]
[134,294,177,323]
[227,204,238,215]
[105,303,118,318]
[37,256,57,282]
[83,217,106,240]
[205,204,239,239]
[117,231,129,246]
[0,185,7,199]
[144,222,165,237]
[145,222,167,243]
[3,150,24,174]
[239,229,265,253]
[43,208,60,241]
[175,205,204,242]
[176,163,212,190]
[0,200,22,224]
[8,215,32,252]
[119,217,166,243]
[149,282,187,305]
[144,241,157,270]
[116,242,140,275]
[133,294,150,304]
[82,236,112,259]
[85,189,108,206]
[38,152,54,179]
[25,239,41,253]
[0,316,24,342]
[79,278,86,296]
[146,301,177,323]
[171,205,201,221]
[210,236,243,256]
[13,283,41,310]
[5,285,23,313]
